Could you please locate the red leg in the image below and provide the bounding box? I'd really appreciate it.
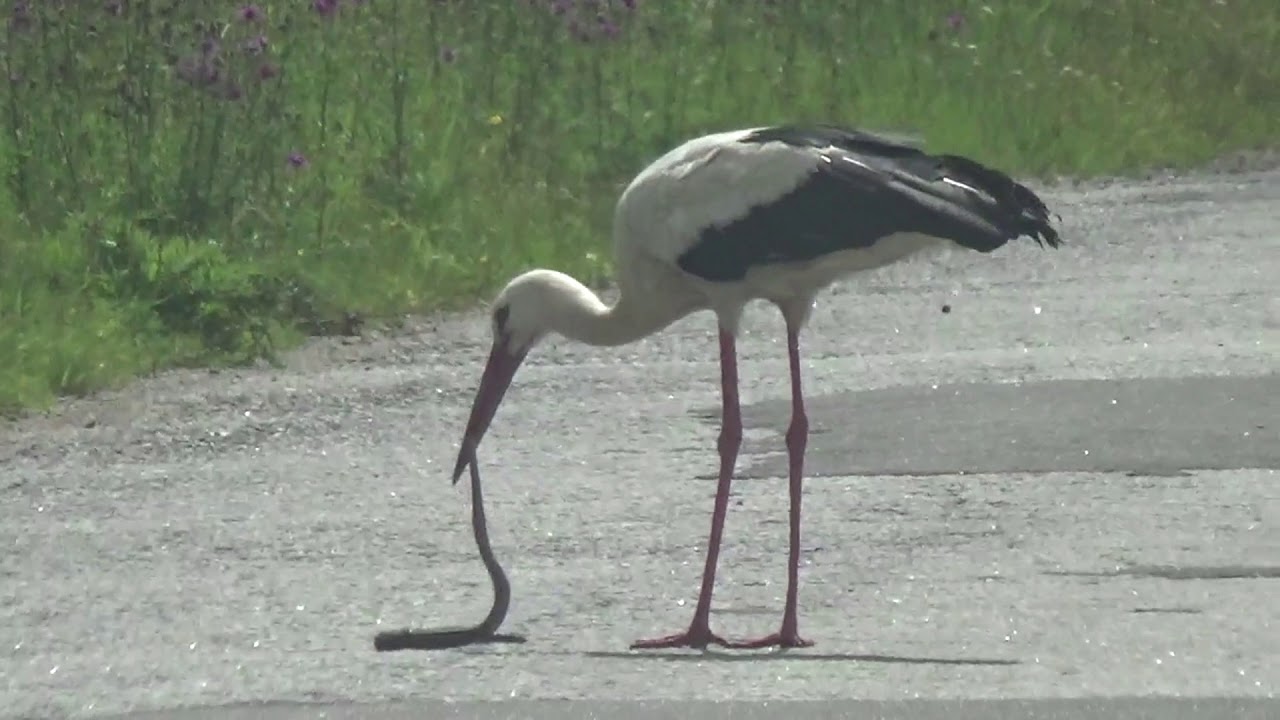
[723,322,813,649]
[631,328,741,650]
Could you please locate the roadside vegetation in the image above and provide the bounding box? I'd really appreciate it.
[2,0,1277,413]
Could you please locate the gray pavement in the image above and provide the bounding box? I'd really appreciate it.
[98,697,1280,720]
[3,166,1279,719]
[738,373,1280,478]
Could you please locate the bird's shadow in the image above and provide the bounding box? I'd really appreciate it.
[576,650,1020,665]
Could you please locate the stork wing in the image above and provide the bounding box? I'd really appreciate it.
[675,125,1061,282]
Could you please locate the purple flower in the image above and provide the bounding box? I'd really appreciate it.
[567,18,591,42]
[238,4,263,22]
[175,54,221,88]
[618,0,636,9]
[946,11,966,31]
[287,151,308,169]
[551,0,572,16]
[244,34,268,54]
[313,0,339,17]
[10,1,33,32]
[598,14,620,40]
[257,62,279,80]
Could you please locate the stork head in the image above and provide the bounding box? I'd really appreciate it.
[451,270,569,484]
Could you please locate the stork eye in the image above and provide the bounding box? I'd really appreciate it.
[492,303,511,332]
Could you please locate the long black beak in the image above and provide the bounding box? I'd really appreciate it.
[451,340,528,485]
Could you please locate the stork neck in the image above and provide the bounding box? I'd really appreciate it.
[555,283,686,348]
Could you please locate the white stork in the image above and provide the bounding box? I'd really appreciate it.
[450,123,1062,650]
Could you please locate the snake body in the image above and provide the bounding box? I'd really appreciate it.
[373,459,525,651]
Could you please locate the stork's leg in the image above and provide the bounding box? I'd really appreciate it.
[631,327,739,650]
[723,320,813,650]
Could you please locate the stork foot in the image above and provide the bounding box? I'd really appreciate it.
[630,624,728,650]
[721,630,813,650]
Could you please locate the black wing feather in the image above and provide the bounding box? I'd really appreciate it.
[676,124,1061,283]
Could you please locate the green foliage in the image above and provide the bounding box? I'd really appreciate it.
[1,0,1278,413]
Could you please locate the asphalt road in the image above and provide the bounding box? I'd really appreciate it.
[3,164,1279,719]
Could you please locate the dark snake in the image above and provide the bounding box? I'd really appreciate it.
[372,458,526,650]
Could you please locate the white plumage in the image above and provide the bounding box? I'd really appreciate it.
[448,123,1062,651]
[621,130,924,316]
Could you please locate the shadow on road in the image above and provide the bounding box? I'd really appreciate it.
[731,374,1280,479]
[1046,564,1280,580]
[579,650,1020,665]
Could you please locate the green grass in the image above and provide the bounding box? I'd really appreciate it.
[2,0,1278,414]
